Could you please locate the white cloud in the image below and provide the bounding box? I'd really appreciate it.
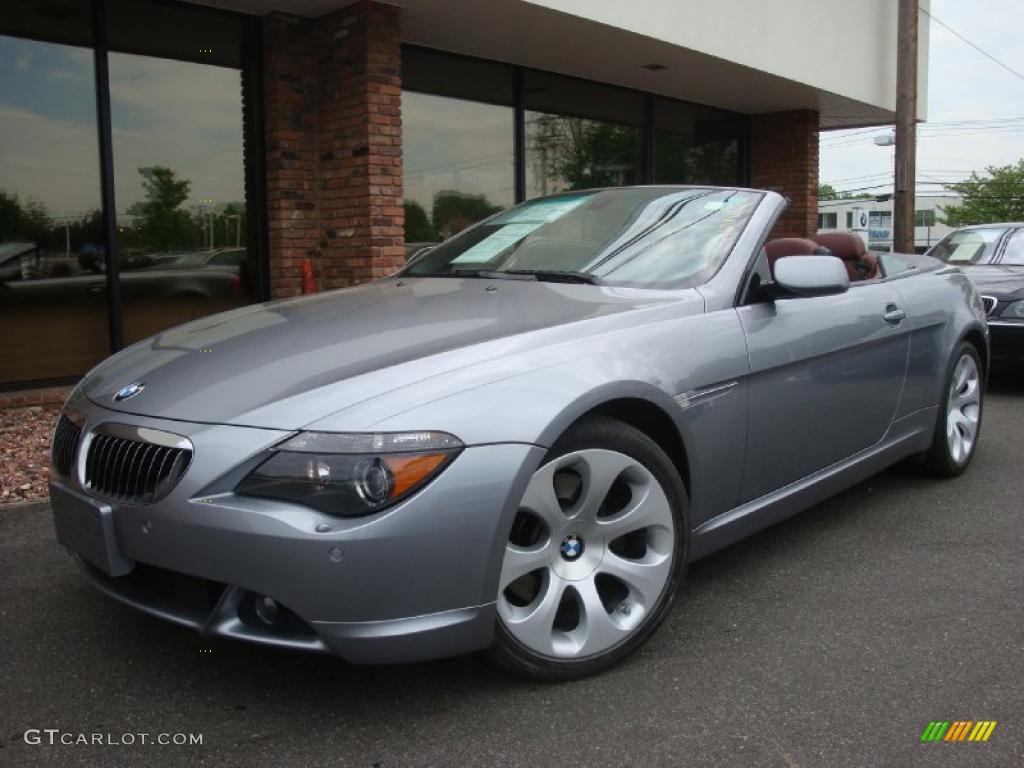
[108,54,244,210]
[402,92,515,211]
[0,51,246,217]
[47,67,89,81]
[0,104,101,217]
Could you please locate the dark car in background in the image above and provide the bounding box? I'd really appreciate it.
[0,243,252,381]
[927,224,1024,370]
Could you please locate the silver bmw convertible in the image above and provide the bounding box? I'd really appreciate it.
[50,186,988,680]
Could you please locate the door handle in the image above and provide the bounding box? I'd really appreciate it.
[883,305,906,324]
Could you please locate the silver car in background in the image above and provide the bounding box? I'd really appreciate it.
[50,186,988,680]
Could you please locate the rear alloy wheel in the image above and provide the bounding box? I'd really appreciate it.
[923,342,984,477]
[490,416,687,680]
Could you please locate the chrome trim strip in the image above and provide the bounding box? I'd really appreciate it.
[673,381,738,410]
[91,422,192,450]
[986,320,1024,328]
[981,295,998,315]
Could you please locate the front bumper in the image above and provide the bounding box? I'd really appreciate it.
[51,401,543,663]
[987,320,1024,368]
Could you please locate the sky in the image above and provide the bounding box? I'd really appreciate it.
[820,0,1024,198]
[402,91,515,215]
[0,36,244,219]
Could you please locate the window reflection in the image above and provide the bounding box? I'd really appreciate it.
[523,70,644,199]
[109,52,251,345]
[0,34,108,383]
[402,91,514,251]
[654,98,742,185]
[525,113,642,198]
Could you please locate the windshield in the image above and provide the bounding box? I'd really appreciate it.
[401,187,762,289]
[927,228,1007,265]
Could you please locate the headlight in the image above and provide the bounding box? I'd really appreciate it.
[998,299,1024,319]
[236,431,463,516]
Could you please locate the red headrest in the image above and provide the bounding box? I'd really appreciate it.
[765,237,820,258]
[764,238,820,269]
[811,233,867,260]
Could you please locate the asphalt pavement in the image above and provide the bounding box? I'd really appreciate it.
[1,378,1021,767]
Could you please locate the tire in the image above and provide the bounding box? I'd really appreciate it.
[922,341,984,477]
[488,414,688,681]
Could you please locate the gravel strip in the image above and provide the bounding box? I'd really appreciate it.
[1,405,59,505]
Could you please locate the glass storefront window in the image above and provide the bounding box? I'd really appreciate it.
[0,31,108,382]
[654,97,743,186]
[108,51,250,345]
[102,0,253,348]
[524,70,644,200]
[402,91,514,249]
[525,112,642,197]
[0,0,253,388]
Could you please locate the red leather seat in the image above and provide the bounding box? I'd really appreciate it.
[764,238,821,275]
[810,233,879,280]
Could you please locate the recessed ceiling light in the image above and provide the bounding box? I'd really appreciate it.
[640,63,668,72]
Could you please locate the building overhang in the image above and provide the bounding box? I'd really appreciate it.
[195,0,927,129]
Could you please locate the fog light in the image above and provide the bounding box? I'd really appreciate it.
[254,595,283,626]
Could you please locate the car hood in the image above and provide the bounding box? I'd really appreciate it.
[83,277,686,429]
[959,265,1024,299]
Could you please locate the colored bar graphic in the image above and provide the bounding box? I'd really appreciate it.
[945,721,972,741]
[921,721,950,742]
[922,720,997,743]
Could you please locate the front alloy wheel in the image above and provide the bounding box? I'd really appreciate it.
[490,416,687,680]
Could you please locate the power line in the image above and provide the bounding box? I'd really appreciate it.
[821,124,1024,150]
[821,116,1024,145]
[920,5,1024,85]
[822,169,972,185]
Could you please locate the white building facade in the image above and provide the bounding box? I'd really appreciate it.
[817,195,960,253]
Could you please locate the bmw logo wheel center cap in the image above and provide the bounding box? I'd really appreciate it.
[559,533,585,561]
[552,531,601,581]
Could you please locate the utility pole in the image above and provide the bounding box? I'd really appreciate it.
[893,0,918,254]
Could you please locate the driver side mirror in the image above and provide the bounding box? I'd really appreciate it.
[771,255,849,298]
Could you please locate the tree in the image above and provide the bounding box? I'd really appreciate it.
[0,191,24,241]
[940,160,1024,226]
[21,199,53,246]
[432,191,500,239]
[0,191,55,246]
[126,166,194,251]
[403,200,436,242]
[530,116,639,193]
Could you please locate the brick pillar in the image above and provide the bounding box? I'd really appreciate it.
[262,1,403,298]
[317,2,404,289]
[263,13,321,298]
[749,109,819,239]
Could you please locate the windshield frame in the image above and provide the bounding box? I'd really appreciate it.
[399,186,764,290]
